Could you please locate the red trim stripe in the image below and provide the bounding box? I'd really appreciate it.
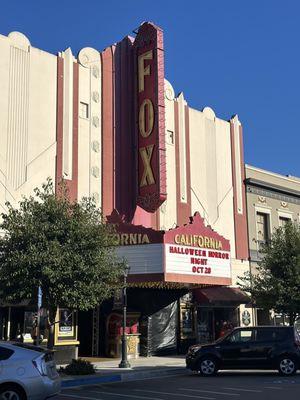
[230,121,249,260]
[101,47,115,217]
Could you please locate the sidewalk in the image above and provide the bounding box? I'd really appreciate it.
[61,355,187,388]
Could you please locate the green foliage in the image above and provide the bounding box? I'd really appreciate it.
[239,221,300,324]
[0,178,124,313]
[63,358,96,375]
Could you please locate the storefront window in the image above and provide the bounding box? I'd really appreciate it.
[197,307,239,343]
[180,305,195,339]
[197,308,214,343]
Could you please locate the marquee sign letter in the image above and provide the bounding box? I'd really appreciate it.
[140,145,155,187]
[138,50,153,93]
[139,99,154,138]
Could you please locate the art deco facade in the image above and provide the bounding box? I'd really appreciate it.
[0,23,272,359]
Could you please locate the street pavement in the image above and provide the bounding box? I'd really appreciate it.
[56,370,300,400]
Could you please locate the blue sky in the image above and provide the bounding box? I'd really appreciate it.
[1,0,299,177]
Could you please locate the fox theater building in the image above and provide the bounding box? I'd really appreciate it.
[0,22,251,360]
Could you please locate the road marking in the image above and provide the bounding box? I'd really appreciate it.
[134,389,215,399]
[180,388,240,396]
[222,387,262,393]
[264,386,283,390]
[61,395,103,400]
[87,390,164,400]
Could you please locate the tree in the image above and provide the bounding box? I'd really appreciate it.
[0,179,124,348]
[239,221,300,325]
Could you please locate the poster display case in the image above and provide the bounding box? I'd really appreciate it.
[54,308,79,345]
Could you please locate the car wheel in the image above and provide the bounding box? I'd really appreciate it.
[198,357,218,376]
[278,356,297,376]
[0,385,26,400]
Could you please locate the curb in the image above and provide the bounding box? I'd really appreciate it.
[61,367,185,388]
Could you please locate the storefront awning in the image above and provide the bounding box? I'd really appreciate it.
[194,287,250,306]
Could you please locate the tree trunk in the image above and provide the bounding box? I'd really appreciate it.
[47,307,57,350]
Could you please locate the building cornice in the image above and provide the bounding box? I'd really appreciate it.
[245,164,300,185]
[245,177,300,198]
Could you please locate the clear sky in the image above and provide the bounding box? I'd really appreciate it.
[1,0,299,177]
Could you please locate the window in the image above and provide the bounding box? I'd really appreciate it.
[0,346,14,360]
[256,328,289,342]
[228,329,255,343]
[256,212,270,249]
[256,329,274,342]
[80,102,89,119]
[279,216,291,227]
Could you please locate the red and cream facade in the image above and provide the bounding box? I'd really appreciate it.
[0,24,252,352]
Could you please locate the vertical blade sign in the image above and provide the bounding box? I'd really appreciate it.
[133,22,167,213]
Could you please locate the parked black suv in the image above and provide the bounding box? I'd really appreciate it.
[186,326,300,376]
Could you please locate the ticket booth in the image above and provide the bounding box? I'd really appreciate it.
[106,311,140,359]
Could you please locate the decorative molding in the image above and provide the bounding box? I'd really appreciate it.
[6,45,30,189]
[78,47,102,206]
[78,47,100,68]
[276,208,293,215]
[254,204,272,212]
[202,106,216,121]
[92,141,100,153]
[258,195,266,203]
[246,178,300,198]
[246,164,300,186]
[176,93,187,203]
[92,192,100,202]
[247,185,300,205]
[232,115,243,214]
[92,91,100,103]
[62,48,75,180]
[160,202,167,214]
[92,65,100,78]
[8,31,30,51]
[164,79,175,101]
[92,116,99,127]
[91,166,100,178]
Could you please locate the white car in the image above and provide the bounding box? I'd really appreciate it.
[0,342,61,400]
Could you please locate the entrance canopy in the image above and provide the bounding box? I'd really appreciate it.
[194,286,250,306]
[108,210,232,287]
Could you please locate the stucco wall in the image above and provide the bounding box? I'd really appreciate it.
[189,107,236,256]
[0,32,57,215]
[162,81,238,266]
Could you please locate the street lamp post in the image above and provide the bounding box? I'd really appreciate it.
[119,264,131,368]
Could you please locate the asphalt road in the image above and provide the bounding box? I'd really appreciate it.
[56,371,300,400]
